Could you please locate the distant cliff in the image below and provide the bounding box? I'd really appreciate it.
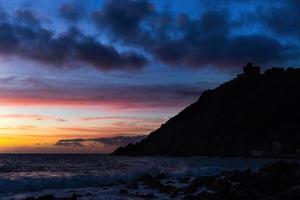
[113,67,300,156]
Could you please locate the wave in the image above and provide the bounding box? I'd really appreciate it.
[0,166,223,194]
[0,175,117,194]
[0,155,282,195]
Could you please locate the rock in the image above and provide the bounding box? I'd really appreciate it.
[285,185,300,200]
[190,175,218,190]
[36,195,56,200]
[259,161,299,178]
[148,179,163,189]
[24,197,36,200]
[221,169,253,183]
[166,180,175,184]
[119,189,129,194]
[155,173,167,180]
[136,193,157,198]
[179,177,191,184]
[126,181,139,189]
[85,192,92,196]
[182,195,199,200]
[117,179,126,184]
[136,174,153,183]
[68,193,80,200]
[159,184,178,194]
[159,184,177,195]
[136,174,164,189]
[252,162,300,192]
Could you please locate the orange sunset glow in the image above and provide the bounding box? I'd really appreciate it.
[0,102,170,153]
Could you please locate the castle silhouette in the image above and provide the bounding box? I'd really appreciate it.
[238,62,261,78]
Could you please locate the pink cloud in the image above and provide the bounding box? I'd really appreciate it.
[0,114,50,120]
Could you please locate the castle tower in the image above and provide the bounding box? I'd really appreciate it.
[237,63,261,78]
[243,63,261,76]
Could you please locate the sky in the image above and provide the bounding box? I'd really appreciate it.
[0,0,299,153]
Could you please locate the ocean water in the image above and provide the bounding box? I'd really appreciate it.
[0,154,291,198]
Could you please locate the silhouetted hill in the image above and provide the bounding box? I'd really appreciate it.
[113,67,300,156]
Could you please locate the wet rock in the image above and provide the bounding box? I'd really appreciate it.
[23,195,58,200]
[24,197,36,200]
[136,174,153,182]
[250,162,300,192]
[182,195,199,200]
[119,189,129,194]
[136,174,163,189]
[24,194,81,200]
[182,161,300,200]
[136,193,157,198]
[155,173,167,180]
[189,175,219,190]
[85,192,92,196]
[117,179,126,184]
[159,184,177,195]
[179,177,191,184]
[69,193,80,200]
[126,181,139,189]
[259,161,299,177]
[221,169,253,183]
[166,180,175,184]
[284,185,300,200]
[37,195,56,200]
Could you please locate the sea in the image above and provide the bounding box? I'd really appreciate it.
[0,154,295,199]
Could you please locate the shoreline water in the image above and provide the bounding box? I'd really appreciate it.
[1,152,300,159]
[2,160,300,200]
[0,155,299,199]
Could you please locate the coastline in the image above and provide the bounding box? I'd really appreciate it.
[4,160,300,200]
[111,153,300,159]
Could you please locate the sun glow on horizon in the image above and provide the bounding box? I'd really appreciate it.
[0,104,170,153]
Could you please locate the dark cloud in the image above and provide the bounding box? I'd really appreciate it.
[55,135,147,148]
[93,135,147,147]
[59,3,85,22]
[92,0,298,68]
[225,35,285,64]
[0,10,148,70]
[0,80,203,109]
[152,29,287,67]
[0,6,7,21]
[93,0,154,43]
[15,9,41,26]
[199,11,230,37]
[73,35,147,70]
[1,1,299,71]
[55,138,85,147]
[23,78,52,89]
[260,0,300,38]
[0,76,15,84]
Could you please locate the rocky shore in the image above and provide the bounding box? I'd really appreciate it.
[19,161,300,200]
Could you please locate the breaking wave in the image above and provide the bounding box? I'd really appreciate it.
[0,154,282,195]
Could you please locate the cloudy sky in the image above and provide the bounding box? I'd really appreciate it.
[0,0,299,153]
